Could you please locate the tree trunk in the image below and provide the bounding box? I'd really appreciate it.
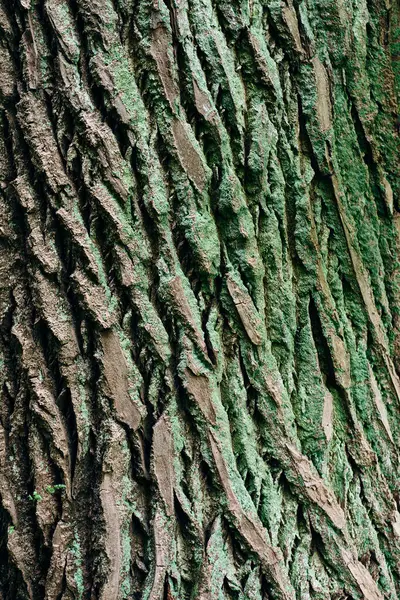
[0,0,400,598]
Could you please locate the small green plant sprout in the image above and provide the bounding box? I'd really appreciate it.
[46,484,66,495]
[28,490,42,502]
[8,525,15,535]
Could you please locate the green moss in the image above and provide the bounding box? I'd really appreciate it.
[70,535,85,599]
[28,490,42,502]
[46,484,66,495]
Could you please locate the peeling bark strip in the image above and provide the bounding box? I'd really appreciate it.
[312,56,332,132]
[226,273,264,345]
[208,431,295,600]
[153,415,175,517]
[101,330,143,431]
[99,474,121,600]
[0,0,400,599]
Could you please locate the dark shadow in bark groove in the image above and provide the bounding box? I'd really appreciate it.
[308,296,338,390]
[33,318,78,481]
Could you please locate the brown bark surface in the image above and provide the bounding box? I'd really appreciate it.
[0,0,400,599]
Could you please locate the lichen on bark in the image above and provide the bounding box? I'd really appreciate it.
[0,0,399,599]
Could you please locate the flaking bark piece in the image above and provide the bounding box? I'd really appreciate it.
[101,329,143,431]
[183,367,217,425]
[226,273,263,345]
[209,431,295,600]
[312,57,332,132]
[286,444,345,530]
[341,548,384,600]
[99,473,121,600]
[71,268,116,329]
[153,414,175,517]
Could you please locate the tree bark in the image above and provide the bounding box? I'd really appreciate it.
[0,0,400,598]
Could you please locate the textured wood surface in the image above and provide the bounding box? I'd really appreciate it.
[0,0,400,598]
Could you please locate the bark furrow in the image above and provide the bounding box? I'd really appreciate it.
[0,0,399,599]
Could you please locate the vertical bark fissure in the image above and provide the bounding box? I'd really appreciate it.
[0,0,399,599]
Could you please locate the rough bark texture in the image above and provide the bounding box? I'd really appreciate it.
[0,0,400,598]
